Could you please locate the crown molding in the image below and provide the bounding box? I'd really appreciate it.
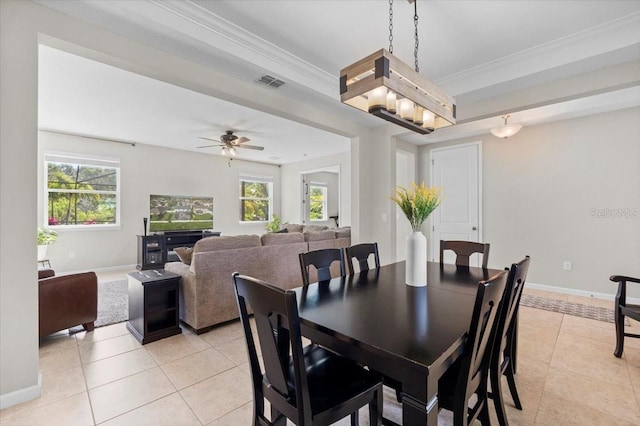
[139,0,337,99]
[437,12,640,96]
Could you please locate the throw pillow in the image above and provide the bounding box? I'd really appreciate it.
[275,228,289,233]
[174,247,194,265]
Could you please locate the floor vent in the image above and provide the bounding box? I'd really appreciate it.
[257,74,286,88]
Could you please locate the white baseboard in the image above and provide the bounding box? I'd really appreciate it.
[0,372,42,410]
[527,281,640,305]
[60,263,137,276]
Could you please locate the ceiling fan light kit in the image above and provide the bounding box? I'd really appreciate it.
[490,114,523,139]
[339,0,456,135]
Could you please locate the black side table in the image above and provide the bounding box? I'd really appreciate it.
[126,270,182,344]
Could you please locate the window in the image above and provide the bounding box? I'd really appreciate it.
[309,183,327,221]
[239,175,273,222]
[45,153,120,227]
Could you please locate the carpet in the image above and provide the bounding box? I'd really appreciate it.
[520,293,620,324]
[69,279,129,333]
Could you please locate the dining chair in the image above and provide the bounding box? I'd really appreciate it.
[490,256,530,425]
[610,275,640,357]
[345,243,380,275]
[440,240,491,268]
[437,270,508,426]
[233,273,383,425]
[299,248,346,286]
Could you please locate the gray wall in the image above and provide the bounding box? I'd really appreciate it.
[420,107,640,298]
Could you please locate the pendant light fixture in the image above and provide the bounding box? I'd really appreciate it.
[339,0,456,134]
[490,114,523,139]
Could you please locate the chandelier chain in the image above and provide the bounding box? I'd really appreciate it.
[414,0,419,73]
[388,0,394,53]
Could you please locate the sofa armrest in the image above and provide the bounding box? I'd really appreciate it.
[39,272,98,337]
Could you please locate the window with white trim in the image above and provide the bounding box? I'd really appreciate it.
[239,175,273,222]
[45,153,120,227]
[309,183,327,221]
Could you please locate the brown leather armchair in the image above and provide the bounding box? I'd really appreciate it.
[38,269,98,337]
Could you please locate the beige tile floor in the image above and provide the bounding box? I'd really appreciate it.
[1,280,639,425]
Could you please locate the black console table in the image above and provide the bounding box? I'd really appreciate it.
[126,270,182,344]
[136,231,221,270]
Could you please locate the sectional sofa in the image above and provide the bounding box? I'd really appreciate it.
[164,228,351,333]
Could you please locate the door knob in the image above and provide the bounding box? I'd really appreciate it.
[472,226,477,231]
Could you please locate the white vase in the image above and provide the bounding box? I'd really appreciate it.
[405,231,427,287]
[37,245,48,261]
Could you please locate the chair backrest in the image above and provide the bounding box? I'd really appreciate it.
[457,270,507,420]
[495,256,530,361]
[345,243,380,275]
[233,273,312,424]
[440,240,490,268]
[299,248,346,286]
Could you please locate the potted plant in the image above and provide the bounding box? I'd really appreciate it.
[265,214,281,233]
[37,227,58,261]
[391,182,442,286]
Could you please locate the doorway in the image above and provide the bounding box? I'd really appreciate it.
[430,142,483,265]
[300,166,340,227]
[395,150,416,261]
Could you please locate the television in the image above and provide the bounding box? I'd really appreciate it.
[149,194,214,232]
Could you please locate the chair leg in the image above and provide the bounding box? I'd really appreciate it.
[395,389,402,403]
[350,412,359,426]
[478,401,492,426]
[83,321,95,332]
[614,309,624,358]
[372,387,383,426]
[504,362,522,410]
[491,366,509,426]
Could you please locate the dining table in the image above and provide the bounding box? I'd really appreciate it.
[294,261,502,425]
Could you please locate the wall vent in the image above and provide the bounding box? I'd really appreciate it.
[257,74,286,88]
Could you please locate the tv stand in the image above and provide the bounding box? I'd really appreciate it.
[136,230,221,270]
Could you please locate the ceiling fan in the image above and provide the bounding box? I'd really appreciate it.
[197,130,264,156]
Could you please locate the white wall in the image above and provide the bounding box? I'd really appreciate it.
[281,151,351,226]
[38,131,281,272]
[420,107,640,297]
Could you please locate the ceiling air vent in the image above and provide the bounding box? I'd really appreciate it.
[258,74,285,89]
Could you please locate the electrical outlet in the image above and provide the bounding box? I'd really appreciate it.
[69,251,75,259]
[563,261,572,271]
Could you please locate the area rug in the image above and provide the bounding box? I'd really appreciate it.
[520,293,619,324]
[69,279,128,333]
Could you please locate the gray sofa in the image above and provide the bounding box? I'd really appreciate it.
[165,229,351,333]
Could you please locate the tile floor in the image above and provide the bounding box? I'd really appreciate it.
[1,275,639,425]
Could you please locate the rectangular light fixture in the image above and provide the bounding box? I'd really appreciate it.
[340,49,456,134]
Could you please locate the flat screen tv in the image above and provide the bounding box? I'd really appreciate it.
[149,194,214,232]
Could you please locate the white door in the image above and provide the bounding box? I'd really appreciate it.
[431,142,482,266]
[396,151,415,261]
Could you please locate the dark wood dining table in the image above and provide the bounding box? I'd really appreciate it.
[294,261,502,425]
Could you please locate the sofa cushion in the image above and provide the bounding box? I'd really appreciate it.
[193,235,261,253]
[303,224,329,232]
[284,223,304,233]
[174,247,194,265]
[303,230,336,242]
[335,227,351,238]
[261,232,305,246]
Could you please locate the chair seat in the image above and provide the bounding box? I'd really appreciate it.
[287,344,382,416]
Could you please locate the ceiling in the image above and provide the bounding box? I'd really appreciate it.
[37,1,640,163]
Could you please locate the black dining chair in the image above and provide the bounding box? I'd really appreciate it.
[345,243,380,275]
[437,270,508,426]
[440,240,491,268]
[299,248,346,286]
[490,256,530,425]
[610,275,640,358]
[233,273,383,425]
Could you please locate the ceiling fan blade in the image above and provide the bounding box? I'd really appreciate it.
[198,136,222,143]
[234,136,250,144]
[196,144,223,149]
[238,144,264,151]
